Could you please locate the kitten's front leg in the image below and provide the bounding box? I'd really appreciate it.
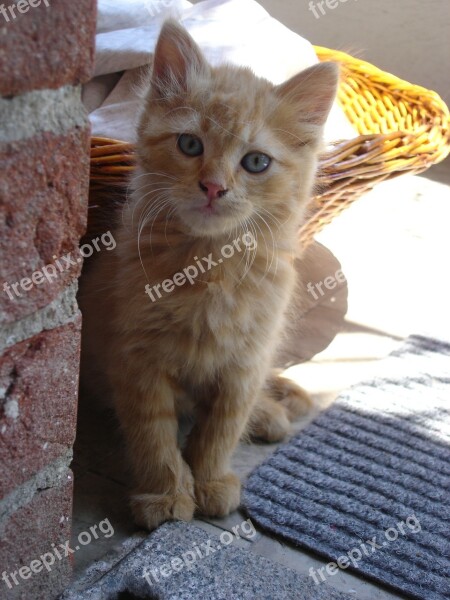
[114,370,196,530]
[184,371,259,517]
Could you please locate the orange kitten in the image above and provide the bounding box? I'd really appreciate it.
[80,21,338,530]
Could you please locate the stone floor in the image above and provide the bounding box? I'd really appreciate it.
[71,158,450,599]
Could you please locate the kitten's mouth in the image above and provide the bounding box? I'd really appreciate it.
[176,195,249,237]
[177,203,236,237]
[198,203,218,216]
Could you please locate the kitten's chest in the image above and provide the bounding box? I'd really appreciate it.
[189,270,291,343]
[201,281,251,333]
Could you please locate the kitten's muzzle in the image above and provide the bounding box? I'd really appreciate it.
[199,180,229,205]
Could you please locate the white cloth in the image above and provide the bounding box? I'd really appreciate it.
[84,0,356,143]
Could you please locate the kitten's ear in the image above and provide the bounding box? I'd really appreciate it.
[152,20,208,94]
[276,62,339,126]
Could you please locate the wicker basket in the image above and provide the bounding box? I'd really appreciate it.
[89,47,450,246]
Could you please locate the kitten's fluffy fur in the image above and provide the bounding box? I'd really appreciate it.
[80,21,338,529]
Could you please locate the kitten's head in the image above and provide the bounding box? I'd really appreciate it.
[136,20,338,239]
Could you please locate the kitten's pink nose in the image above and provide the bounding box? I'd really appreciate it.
[199,181,228,203]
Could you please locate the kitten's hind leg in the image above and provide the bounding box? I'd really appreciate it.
[266,369,311,420]
[245,371,311,443]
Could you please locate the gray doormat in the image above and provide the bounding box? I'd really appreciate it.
[60,522,351,600]
[243,335,450,600]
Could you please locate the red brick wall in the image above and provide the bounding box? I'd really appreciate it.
[0,1,96,598]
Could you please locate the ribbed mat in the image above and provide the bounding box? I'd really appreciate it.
[244,335,450,600]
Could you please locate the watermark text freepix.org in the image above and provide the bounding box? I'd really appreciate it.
[309,515,421,585]
[2,518,114,590]
[143,518,256,585]
[306,268,347,300]
[0,0,50,23]
[144,232,257,302]
[309,0,358,20]
[3,231,116,301]
[144,0,172,18]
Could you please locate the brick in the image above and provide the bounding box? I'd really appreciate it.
[0,0,97,96]
[0,476,73,600]
[0,127,90,324]
[0,317,81,497]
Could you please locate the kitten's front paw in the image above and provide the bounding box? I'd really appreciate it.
[195,473,241,517]
[131,464,196,530]
[130,491,195,530]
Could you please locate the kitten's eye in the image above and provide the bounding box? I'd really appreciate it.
[241,152,271,174]
[178,134,204,157]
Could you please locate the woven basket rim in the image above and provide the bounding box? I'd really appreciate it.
[88,45,450,246]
